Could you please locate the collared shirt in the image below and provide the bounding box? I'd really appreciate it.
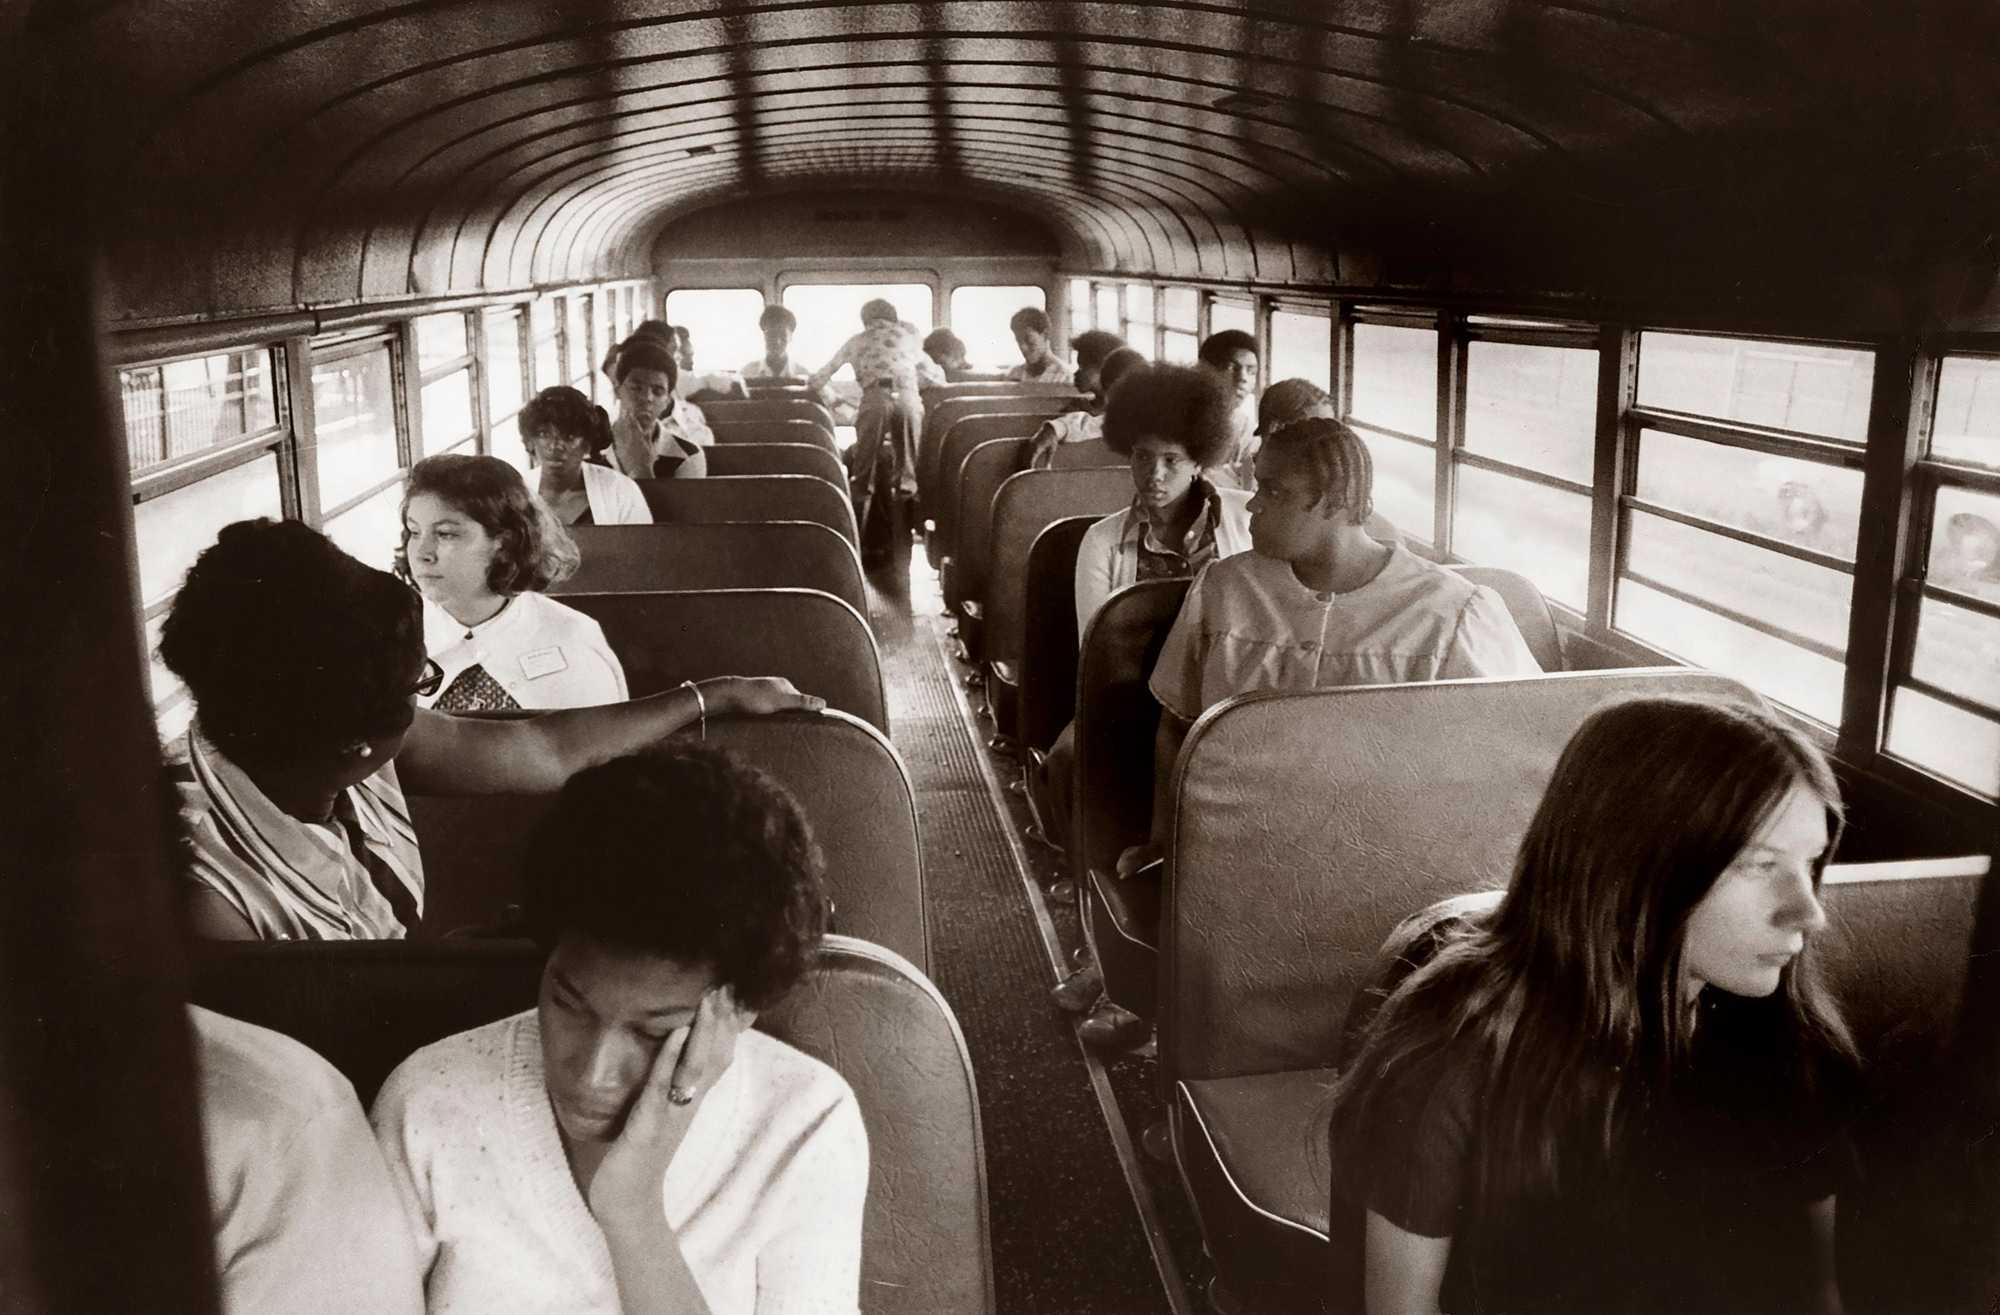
[676,369,746,400]
[1073,480,1254,637]
[809,321,945,395]
[419,593,627,712]
[1006,356,1073,385]
[1148,545,1543,722]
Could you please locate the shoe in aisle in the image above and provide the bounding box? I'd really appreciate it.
[1077,999,1150,1051]
[1051,961,1103,1013]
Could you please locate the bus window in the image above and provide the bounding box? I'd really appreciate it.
[415,312,475,456]
[566,294,593,395]
[1123,286,1156,357]
[1066,277,1091,339]
[121,350,277,476]
[313,338,406,570]
[1637,331,1873,443]
[1450,337,1597,609]
[1208,298,1254,338]
[414,312,467,374]
[483,307,527,471]
[1616,331,1872,727]
[664,288,765,370]
[530,298,560,391]
[1268,309,1331,390]
[1094,284,1120,335]
[781,283,933,371]
[950,285,1047,372]
[1348,321,1438,545]
[1163,287,1199,363]
[1932,354,2000,468]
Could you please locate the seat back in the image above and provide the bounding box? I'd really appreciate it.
[559,522,866,617]
[1071,578,1192,879]
[1452,565,1565,671]
[699,397,836,433]
[639,474,859,549]
[561,589,888,732]
[919,398,1080,519]
[985,469,1132,668]
[1048,435,1121,470]
[407,710,926,968]
[709,418,840,454]
[187,935,992,1315]
[1018,516,1097,753]
[703,441,847,486]
[933,417,1052,555]
[1815,856,1993,1313]
[1162,668,1756,1085]
[943,438,1031,616]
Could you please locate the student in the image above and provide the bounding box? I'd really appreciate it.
[1005,307,1072,384]
[520,386,652,527]
[1198,329,1260,488]
[1026,335,1133,469]
[399,454,627,713]
[807,298,946,556]
[1327,696,1856,1315]
[1257,377,1337,438]
[371,743,868,1315]
[161,518,820,940]
[922,327,971,380]
[607,335,708,479]
[193,1005,428,1315]
[669,324,749,401]
[741,304,803,381]
[1084,419,1540,1047]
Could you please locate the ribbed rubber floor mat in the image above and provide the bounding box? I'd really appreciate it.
[869,575,1171,1314]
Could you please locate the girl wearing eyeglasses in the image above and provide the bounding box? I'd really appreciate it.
[522,386,652,527]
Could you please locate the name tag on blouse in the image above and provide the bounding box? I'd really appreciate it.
[519,647,569,680]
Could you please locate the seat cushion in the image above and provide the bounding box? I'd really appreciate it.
[1175,1070,1339,1314]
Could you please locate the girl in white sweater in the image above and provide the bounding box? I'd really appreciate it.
[371,744,868,1314]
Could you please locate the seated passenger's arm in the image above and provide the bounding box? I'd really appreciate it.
[395,679,821,795]
[1364,1211,1450,1315]
[914,349,946,389]
[1806,1197,1844,1315]
[1072,524,1116,642]
[186,886,258,940]
[1440,587,1542,678]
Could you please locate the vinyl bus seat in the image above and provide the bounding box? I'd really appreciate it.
[186,934,992,1315]
[1073,578,1193,1024]
[406,709,927,971]
[979,469,1132,744]
[560,588,888,733]
[1047,435,1122,470]
[1155,670,1783,1313]
[559,522,866,618]
[927,416,1051,570]
[940,438,1031,664]
[1016,516,1097,757]
[708,418,839,454]
[697,397,837,434]
[918,398,1081,537]
[639,474,859,551]
[702,440,848,487]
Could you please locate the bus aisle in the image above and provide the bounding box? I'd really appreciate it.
[864,542,1200,1315]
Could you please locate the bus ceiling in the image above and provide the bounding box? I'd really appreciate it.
[8,0,1997,337]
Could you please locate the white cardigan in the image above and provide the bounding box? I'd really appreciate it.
[579,461,652,525]
[419,592,628,710]
[1073,485,1254,638]
[370,1011,868,1315]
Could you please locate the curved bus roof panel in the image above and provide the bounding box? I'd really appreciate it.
[45,1,2000,330]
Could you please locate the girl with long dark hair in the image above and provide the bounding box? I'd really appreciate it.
[1328,696,1858,1315]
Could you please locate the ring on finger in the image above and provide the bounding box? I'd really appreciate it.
[667,1084,698,1107]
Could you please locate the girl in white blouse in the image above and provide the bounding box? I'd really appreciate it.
[398,454,627,712]
[521,386,652,527]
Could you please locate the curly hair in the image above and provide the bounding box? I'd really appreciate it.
[524,743,830,1011]
[1069,329,1125,372]
[1097,346,1145,397]
[759,304,797,333]
[1258,378,1336,435]
[1198,329,1258,369]
[1101,362,1237,467]
[519,386,614,456]
[158,519,422,765]
[395,454,580,595]
[860,298,899,326]
[923,328,966,362]
[1009,306,1052,338]
[611,334,679,390]
[1259,417,1376,526]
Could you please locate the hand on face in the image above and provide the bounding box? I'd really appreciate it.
[585,987,756,1225]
